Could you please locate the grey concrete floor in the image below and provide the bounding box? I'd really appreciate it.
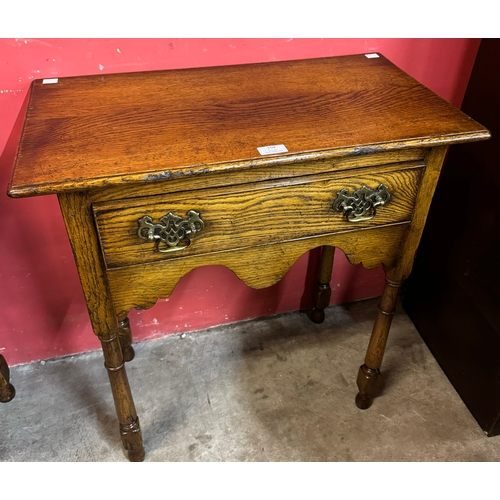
[1,298,499,462]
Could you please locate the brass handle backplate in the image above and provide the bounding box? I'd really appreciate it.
[332,184,391,222]
[137,210,204,253]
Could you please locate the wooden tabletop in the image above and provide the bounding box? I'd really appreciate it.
[6,54,490,197]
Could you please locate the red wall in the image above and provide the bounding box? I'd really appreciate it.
[0,38,480,365]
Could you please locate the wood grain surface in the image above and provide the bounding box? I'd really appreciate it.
[94,163,423,270]
[106,223,410,316]
[8,54,490,197]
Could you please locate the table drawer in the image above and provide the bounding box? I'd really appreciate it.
[93,164,424,270]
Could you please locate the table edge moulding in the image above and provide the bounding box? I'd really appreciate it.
[4,53,490,461]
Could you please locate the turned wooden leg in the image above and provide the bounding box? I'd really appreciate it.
[118,315,135,362]
[100,333,145,461]
[58,192,145,461]
[355,274,402,410]
[308,245,335,324]
[0,355,16,403]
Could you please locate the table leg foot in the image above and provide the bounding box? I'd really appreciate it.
[0,355,16,403]
[355,364,381,409]
[121,417,145,462]
[355,392,372,410]
[118,316,135,362]
[122,346,135,363]
[127,447,146,462]
[308,293,327,324]
[0,383,16,403]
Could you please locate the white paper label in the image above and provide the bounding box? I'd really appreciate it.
[257,144,288,155]
[42,78,59,84]
[365,53,380,59]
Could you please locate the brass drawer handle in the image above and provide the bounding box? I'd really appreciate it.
[332,184,391,222]
[137,210,204,253]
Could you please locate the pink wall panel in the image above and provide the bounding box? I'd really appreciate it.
[0,38,481,365]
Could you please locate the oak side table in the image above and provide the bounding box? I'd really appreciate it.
[6,54,489,461]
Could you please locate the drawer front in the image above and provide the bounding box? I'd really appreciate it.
[93,165,423,270]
